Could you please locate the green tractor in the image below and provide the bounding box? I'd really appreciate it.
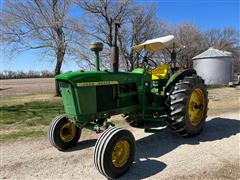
[48,24,208,179]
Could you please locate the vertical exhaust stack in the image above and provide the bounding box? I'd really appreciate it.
[111,22,120,72]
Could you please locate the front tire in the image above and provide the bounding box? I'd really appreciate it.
[94,127,135,179]
[166,75,208,137]
[48,114,81,150]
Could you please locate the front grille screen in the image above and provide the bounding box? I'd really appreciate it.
[96,85,116,112]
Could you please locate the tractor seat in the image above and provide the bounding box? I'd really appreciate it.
[151,64,170,80]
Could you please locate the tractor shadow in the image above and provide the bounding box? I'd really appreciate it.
[65,139,97,152]
[120,117,240,179]
[0,87,12,91]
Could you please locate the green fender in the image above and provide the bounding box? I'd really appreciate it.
[163,69,197,94]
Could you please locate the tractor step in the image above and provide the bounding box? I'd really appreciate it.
[146,106,165,111]
[118,92,138,97]
[144,115,168,121]
[144,119,166,127]
[144,116,167,122]
[144,126,166,134]
[144,115,167,134]
[144,118,166,126]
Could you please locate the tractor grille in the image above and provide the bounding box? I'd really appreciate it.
[96,85,116,112]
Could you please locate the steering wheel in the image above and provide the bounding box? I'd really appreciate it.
[141,56,158,71]
[147,59,158,70]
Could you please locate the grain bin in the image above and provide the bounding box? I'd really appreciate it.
[193,47,234,85]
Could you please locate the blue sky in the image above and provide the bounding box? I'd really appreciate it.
[1,0,239,72]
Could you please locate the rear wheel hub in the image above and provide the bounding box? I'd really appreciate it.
[188,88,205,126]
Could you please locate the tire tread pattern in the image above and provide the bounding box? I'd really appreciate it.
[165,75,208,137]
[94,127,135,179]
[48,114,81,150]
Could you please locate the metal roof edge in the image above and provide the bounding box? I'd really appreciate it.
[192,56,232,60]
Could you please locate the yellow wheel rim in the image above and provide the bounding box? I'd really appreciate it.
[112,140,130,168]
[188,88,205,126]
[60,122,76,142]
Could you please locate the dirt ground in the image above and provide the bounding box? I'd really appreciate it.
[1,78,240,179]
[208,86,240,116]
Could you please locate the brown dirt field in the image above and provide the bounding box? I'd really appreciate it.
[0,78,55,96]
[0,78,56,106]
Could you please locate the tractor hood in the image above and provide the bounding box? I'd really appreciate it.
[55,70,144,86]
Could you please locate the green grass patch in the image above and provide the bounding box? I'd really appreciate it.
[0,93,55,107]
[0,99,64,142]
[0,99,129,142]
[0,100,64,129]
[0,130,46,143]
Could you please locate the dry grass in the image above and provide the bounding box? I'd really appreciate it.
[0,93,59,106]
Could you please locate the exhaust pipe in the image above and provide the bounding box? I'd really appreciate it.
[111,22,120,72]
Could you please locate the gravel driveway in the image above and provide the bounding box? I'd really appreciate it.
[1,112,239,180]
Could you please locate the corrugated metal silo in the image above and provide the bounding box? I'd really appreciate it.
[193,47,234,85]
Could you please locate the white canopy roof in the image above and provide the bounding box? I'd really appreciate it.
[132,35,179,53]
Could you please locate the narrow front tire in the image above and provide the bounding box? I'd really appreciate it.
[94,127,135,179]
[48,114,81,150]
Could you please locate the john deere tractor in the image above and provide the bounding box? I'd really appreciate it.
[48,24,208,179]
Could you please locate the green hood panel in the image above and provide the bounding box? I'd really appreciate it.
[55,71,144,85]
[131,68,144,74]
[56,71,107,80]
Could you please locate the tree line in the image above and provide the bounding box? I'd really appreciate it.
[1,0,239,94]
[0,70,55,79]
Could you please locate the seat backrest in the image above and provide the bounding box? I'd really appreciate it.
[151,64,170,80]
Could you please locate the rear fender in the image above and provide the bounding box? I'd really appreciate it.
[164,69,197,94]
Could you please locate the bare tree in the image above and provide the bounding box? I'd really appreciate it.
[118,5,169,71]
[173,24,206,68]
[75,0,164,71]
[204,28,240,73]
[0,0,82,96]
[205,28,240,50]
[75,0,132,46]
[74,0,133,71]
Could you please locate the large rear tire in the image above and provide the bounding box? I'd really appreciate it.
[166,75,208,137]
[48,114,81,150]
[94,127,135,179]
